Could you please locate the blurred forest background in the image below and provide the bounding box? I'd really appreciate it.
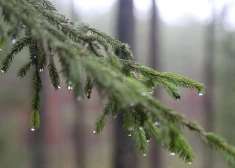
[0,0,235,168]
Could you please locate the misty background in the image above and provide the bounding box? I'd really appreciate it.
[0,0,235,168]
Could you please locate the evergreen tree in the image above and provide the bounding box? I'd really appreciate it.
[114,1,138,168]
[0,0,235,167]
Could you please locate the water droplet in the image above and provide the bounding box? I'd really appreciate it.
[39,69,43,72]
[128,134,132,137]
[1,70,5,73]
[128,127,134,131]
[58,86,61,89]
[139,127,143,131]
[199,92,203,96]
[12,39,16,44]
[149,91,153,94]
[93,130,96,134]
[77,96,82,101]
[68,86,73,90]
[147,139,150,143]
[177,98,180,101]
[31,127,35,131]
[154,122,160,126]
[142,92,147,96]
[0,48,2,51]
[130,103,135,107]
[188,162,192,165]
[143,154,147,156]
[170,152,175,156]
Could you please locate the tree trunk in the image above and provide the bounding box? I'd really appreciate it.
[31,71,46,168]
[203,1,216,168]
[70,1,86,168]
[113,0,137,168]
[149,1,163,168]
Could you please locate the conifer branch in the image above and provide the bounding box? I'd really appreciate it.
[0,0,234,167]
[1,37,32,72]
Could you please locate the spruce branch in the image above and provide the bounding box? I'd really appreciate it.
[17,61,31,78]
[1,36,32,72]
[1,0,235,167]
[48,51,60,89]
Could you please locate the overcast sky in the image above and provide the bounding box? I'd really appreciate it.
[72,0,235,28]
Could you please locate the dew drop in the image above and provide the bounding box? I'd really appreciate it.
[154,121,160,126]
[93,130,96,134]
[199,92,203,96]
[139,127,143,131]
[149,91,153,94]
[188,162,192,165]
[130,103,135,107]
[142,92,147,96]
[12,39,16,44]
[77,96,82,101]
[170,152,175,156]
[58,86,61,89]
[31,127,35,131]
[143,154,147,156]
[147,139,150,143]
[1,70,5,73]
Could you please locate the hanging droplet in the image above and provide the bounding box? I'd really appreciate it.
[130,103,135,107]
[68,86,73,90]
[128,134,132,137]
[142,92,147,96]
[1,70,5,73]
[188,162,192,165]
[77,96,82,101]
[12,39,16,44]
[199,92,203,96]
[143,154,147,156]
[139,127,143,131]
[39,69,43,72]
[170,152,175,156]
[149,91,153,95]
[57,86,61,89]
[177,98,180,101]
[128,127,134,131]
[31,127,35,131]
[147,139,150,143]
[93,130,96,134]
[154,121,160,126]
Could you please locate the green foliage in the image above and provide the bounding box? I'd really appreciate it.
[0,0,234,166]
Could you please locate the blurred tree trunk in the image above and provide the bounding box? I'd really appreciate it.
[113,0,138,168]
[32,72,46,168]
[70,1,86,168]
[203,1,216,168]
[149,1,163,168]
